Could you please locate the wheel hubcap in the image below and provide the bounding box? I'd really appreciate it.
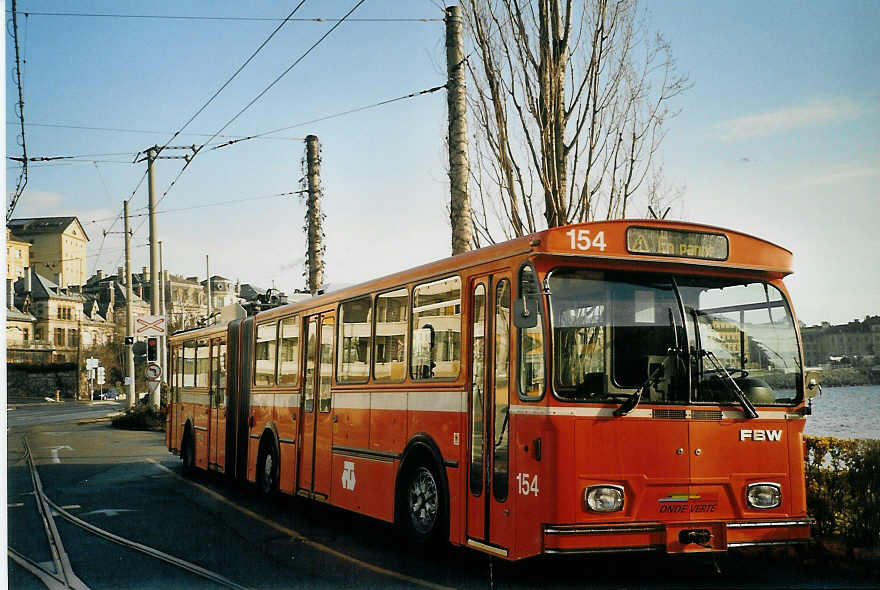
[263,453,274,490]
[408,467,438,534]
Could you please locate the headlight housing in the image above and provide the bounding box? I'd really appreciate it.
[746,482,781,509]
[584,485,625,513]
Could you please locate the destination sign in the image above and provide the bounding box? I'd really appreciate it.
[626,227,729,261]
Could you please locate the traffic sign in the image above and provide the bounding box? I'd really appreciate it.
[135,315,166,337]
[145,362,162,382]
[86,357,99,369]
[96,366,106,385]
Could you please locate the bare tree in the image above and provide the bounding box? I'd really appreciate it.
[461,0,689,244]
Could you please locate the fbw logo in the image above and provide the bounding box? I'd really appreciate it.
[341,461,356,491]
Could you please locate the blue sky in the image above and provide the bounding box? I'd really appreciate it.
[5,1,878,326]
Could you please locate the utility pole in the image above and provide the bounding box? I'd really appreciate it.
[138,144,193,409]
[76,316,82,400]
[305,135,324,295]
[146,147,161,410]
[206,255,212,320]
[446,4,473,256]
[124,200,135,411]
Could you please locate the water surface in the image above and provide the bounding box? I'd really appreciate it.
[803,384,880,440]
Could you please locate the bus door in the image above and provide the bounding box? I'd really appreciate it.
[209,338,227,472]
[298,313,335,499]
[466,274,515,553]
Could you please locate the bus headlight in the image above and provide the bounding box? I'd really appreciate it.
[746,482,781,509]
[585,485,625,513]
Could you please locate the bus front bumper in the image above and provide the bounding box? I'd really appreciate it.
[543,519,812,555]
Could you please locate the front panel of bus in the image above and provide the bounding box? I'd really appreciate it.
[509,224,810,557]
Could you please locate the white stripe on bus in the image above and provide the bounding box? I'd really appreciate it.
[331,391,466,413]
[251,393,302,408]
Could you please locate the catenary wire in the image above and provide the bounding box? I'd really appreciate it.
[9,121,302,141]
[155,0,366,208]
[7,11,440,22]
[155,1,308,154]
[209,84,447,150]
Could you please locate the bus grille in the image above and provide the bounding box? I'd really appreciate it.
[653,409,686,420]
[691,409,723,421]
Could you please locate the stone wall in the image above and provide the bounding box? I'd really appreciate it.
[6,364,80,398]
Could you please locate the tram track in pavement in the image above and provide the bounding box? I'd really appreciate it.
[9,436,254,590]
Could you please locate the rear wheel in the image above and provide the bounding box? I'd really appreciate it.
[257,440,279,496]
[181,430,195,475]
[400,462,445,542]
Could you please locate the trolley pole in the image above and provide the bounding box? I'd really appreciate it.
[124,200,136,411]
[305,135,324,295]
[446,4,473,256]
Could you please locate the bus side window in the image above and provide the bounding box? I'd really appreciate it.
[183,340,195,388]
[338,297,372,383]
[518,265,545,399]
[374,288,408,383]
[254,322,277,386]
[411,276,461,380]
[278,316,300,386]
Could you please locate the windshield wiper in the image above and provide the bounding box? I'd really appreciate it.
[699,349,758,419]
[614,359,668,418]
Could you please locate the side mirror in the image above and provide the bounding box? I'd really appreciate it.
[513,296,538,329]
[804,370,822,399]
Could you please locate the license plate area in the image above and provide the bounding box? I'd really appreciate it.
[665,523,726,553]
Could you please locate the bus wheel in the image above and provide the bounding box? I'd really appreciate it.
[401,463,444,542]
[257,441,279,496]
[181,431,195,475]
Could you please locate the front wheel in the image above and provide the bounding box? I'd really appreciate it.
[400,463,445,542]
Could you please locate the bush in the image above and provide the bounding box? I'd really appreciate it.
[111,405,166,432]
[805,436,880,550]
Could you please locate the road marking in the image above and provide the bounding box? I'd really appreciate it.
[60,505,81,510]
[82,509,135,517]
[8,503,24,508]
[49,445,73,464]
[147,459,454,590]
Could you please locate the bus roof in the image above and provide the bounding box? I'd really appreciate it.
[248,219,793,324]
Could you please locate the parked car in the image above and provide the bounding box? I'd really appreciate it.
[93,388,119,401]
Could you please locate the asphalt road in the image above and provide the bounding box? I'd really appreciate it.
[7,401,878,589]
[7,400,125,429]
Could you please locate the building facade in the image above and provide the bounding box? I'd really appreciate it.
[7,217,89,288]
[802,316,880,366]
[6,228,31,281]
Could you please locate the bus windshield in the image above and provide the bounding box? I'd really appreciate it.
[678,277,801,405]
[548,269,801,406]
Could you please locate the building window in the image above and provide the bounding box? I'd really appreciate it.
[55,328,65,346]
[23,328,29,343]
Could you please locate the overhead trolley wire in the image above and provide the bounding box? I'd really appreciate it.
[155,0,367,208]
[9,121,302,141]
[209,84,447,150]
[9,11,441,22]
[155,1,308,154]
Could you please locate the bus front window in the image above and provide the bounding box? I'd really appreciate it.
[678,279,801,405]
[549,270,687,403]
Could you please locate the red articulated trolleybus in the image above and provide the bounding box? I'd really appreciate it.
[167,220,816,560]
